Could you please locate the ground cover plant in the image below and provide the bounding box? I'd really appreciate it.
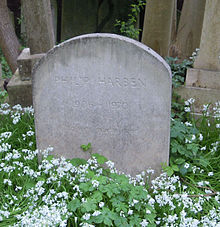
[0,50,219,226]
[0,95,219,226]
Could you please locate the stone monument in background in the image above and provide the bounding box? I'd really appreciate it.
[177,0,220,114]
[33,33,172,176]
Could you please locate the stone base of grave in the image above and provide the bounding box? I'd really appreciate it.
[7,69,32,107]
[186,68,220,90]
[175,68,220,115]
[7,48,45,107]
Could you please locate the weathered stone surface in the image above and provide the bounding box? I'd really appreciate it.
[22,0,55,54]
[175,86,220,114]
[33,33,172,176]
[174,0,206,60]
[17,48,45,81]
[50,0,57,42]
[61,0,130,41]
[141,0,175,57]
[194,0,220,71]
[182,0,220,114]
[7,69,32,107]
[186,68,220,90]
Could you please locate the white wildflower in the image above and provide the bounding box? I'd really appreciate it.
[140,219,148,227]
[82,213,90,221]
[92,211,101,216]
[185,122,192,126]
[208,172,214,176]
[199,134,203,141]
[184,163,190,169]
[91,180,99,188]
[128,209,133,215]
[99,202,104,208]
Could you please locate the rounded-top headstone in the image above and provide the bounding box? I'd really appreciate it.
[33,33,172,176]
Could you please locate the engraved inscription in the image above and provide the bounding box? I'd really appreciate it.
[64,123,139,137]
[54,75,89,86]
[97,77,146,88]
[54,74,146,89]
[70,99,128,110]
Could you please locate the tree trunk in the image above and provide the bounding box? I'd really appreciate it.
[141,0,175,57]
[172,0,206,60]
[0,0,21,73]
[22,0,55,54]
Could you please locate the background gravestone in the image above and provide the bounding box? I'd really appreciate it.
[61,0,131,41]
[33,33,172,176]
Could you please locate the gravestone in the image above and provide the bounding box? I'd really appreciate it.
[22,0,55,54]
[61,0,130,41]
[177,0,220,115]
[33,34,172,176]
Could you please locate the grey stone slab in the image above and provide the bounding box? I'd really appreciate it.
[33,33,172,176]
[17,48,45,81]
[7,69,32,107]
[22,0,55,54]
[175,85,220,114]
[186,68,220,90]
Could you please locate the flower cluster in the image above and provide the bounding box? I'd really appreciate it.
[0,103,219,226]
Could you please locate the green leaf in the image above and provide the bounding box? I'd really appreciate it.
[129,214,141,226]
[86,169,95,179]
[179,164,188,176]
[70,158,87,167]
[146,213,156,224]
[79,182,93,192]
[81,198,97,212]
[24,181,36,189]
[92,153,108,164]
[171,165,179,172]
[91,191,103,202]
[175,158,185,165]
[167,168,174,177]
[81,142,91,151]
[67,198,81,212]
[198,157,209,168]
[114,216,129,227]
[46,155,54,161]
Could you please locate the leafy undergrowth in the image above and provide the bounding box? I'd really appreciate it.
[0,100,219,226]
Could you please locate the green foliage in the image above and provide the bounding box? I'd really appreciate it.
[0,89,8,104]
[115,0,145,39]
[0,97,219,225]
[0,48,13,79]
[81,142,92,152]
[166,56,193,88]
